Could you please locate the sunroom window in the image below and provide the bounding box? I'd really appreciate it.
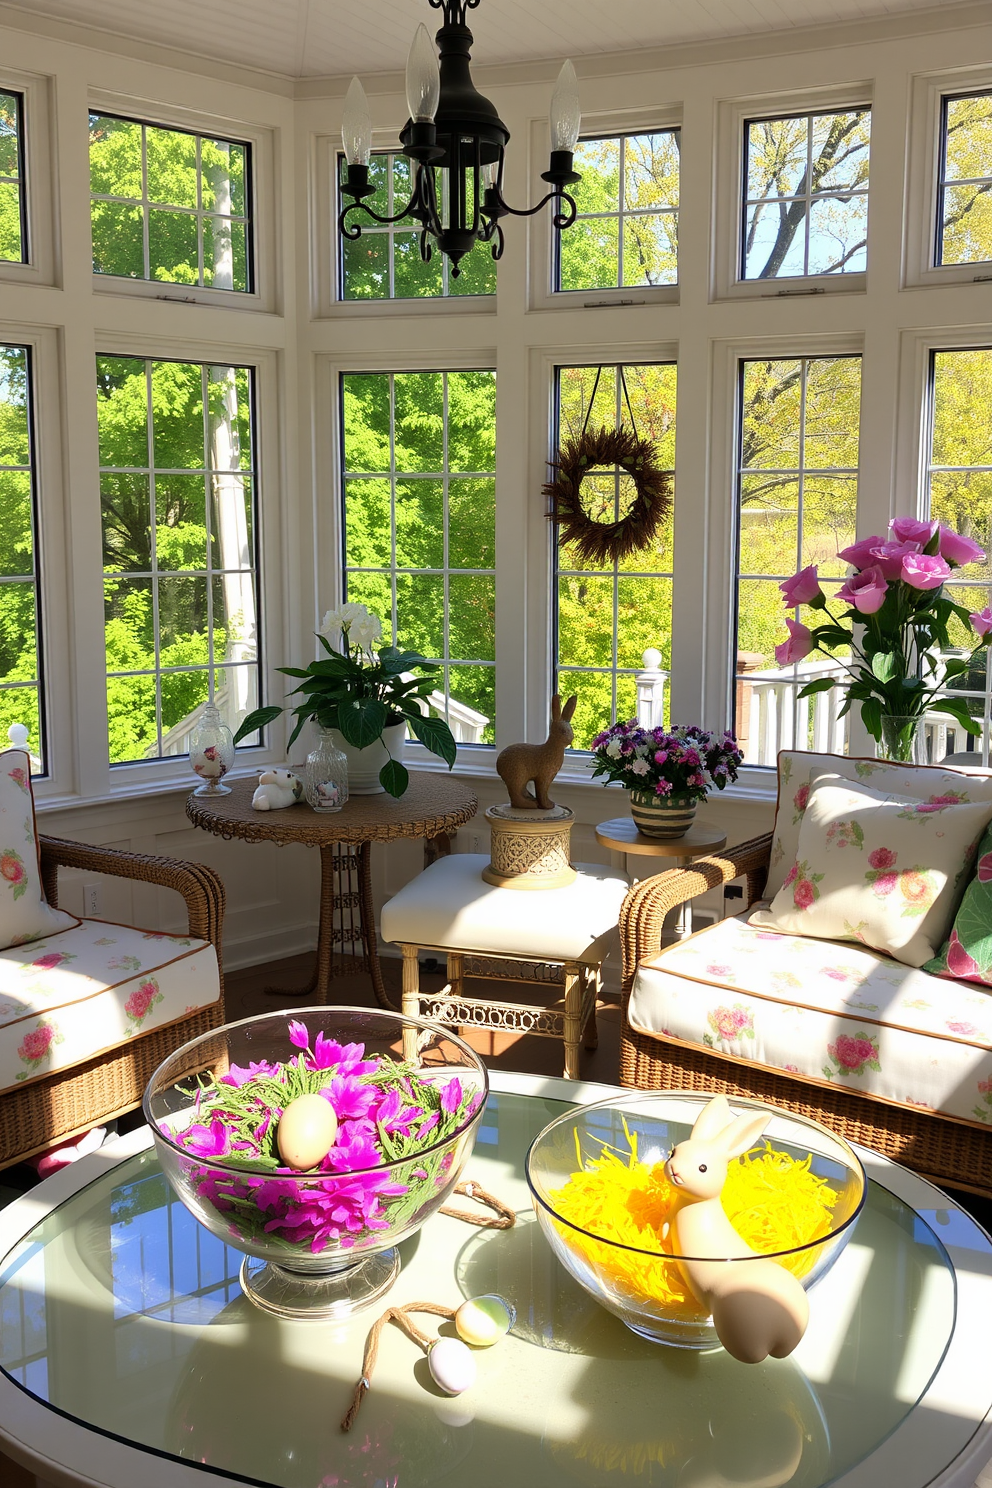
[89,114,252,293]
[341,370,496,744]
[742,109,870,280]
[733,355,862,763]
[937,93,992,267]
[555,131,679,292]
[0,345,44,764]
[0,92,25,264]
[553,362,676,749]
[98,356,260,764]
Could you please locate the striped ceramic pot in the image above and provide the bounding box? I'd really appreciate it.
[627,788,697,840]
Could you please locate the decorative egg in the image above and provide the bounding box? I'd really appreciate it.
[454,1294,516,1347]
[428,1337,477,1396]
[276,1094,338,1170]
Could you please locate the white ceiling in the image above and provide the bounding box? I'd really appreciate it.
[2,0,980,82]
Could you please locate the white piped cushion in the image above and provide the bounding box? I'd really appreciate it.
[628,912,992,1128]
[0,918,220,1094]
[0,748,77,951]
[380,854,629,963]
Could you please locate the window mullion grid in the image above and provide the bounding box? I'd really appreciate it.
[203,364,215,703]
[144,361,163,757]
[389,375,398,646]
[442,373,450,712]
[617,143,625,290]
[140,126,151,282]
[612,366,622,723]
[803,116,814,277]
[388,159,396,300]
[196,136,205,290]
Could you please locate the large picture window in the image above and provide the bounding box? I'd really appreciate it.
[98,356,260,764]
[0,345,44,764]
[937,93,992,267]
[0,92,25,264]
[742,109,870,280]
[89,114,252,293]
[733,355,862,764]
[341,369,496,743]
[553,362,676,749]
[555,131,679,293]
[338,153,496,300]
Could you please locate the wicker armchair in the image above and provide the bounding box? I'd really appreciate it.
[619,833,992,1198]
[0,835,226,1169]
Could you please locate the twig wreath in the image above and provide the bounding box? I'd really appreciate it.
[544,425,673,566]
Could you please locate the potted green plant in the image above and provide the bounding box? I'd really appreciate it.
[234,603,456,798]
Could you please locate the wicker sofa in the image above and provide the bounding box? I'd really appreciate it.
[0,834,225,1169]
[620,761,992,1200]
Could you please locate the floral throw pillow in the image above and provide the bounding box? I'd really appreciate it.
[925,820,992,986]
[750,778,992,968]
[0,749,77,951]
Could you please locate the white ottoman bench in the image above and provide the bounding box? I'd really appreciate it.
[380,853,629,1078]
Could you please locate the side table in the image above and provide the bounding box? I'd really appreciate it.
[595,816,728,940]
[187,772,477,1009]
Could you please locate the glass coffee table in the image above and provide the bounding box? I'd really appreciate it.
[1,1070,991,1488]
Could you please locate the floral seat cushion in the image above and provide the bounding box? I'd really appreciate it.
[627,912,992,1129]
[0,918,220,1095]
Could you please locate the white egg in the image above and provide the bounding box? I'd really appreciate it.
[454,1294,516,1347]
[276,1094,338,1170]
[428,1337,477,1395]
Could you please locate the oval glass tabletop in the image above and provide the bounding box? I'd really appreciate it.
[0,1084,978,1488]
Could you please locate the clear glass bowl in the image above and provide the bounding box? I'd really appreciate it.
[526,1090,866,1350]
[144,1006,488,1320]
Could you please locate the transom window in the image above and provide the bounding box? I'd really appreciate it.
[98,356,260,764]
[553,362,676,749]
[937,93,992,267]
[924,347,992,762]
[742,109,870,280]
[341,370,496,743]
[89,114,252,293]
[0,345,44,765]
[733,355,862,763]
[0,92,25,265]
[556,131,679,293]
[338,153,496,300]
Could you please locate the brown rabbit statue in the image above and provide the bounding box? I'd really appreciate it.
[496,694,577,810]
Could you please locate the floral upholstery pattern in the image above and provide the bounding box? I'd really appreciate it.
[627,912,992,1129]
[926,819,992,987]
[0,918,219,1095]
[0,748,77,951]
[766,751,992,899]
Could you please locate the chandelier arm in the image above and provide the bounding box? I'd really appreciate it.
[488,188,578,226]
[489,222,505,261]
[339,197,422,237]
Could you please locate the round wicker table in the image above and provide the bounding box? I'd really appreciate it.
[186,772,478,1009]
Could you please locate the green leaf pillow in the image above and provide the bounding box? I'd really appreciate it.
[924,822,992,985]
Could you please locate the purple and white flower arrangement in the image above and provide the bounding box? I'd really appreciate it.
[774,517,992,747]
[589,722,744,801]
[174,1019,484,1255]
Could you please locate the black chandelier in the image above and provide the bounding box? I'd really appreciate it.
[338,0,582,277]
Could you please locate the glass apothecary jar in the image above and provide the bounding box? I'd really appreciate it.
[189,702,235,796]
[305,728,349,812]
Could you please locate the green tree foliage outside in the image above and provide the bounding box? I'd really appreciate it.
[555,364,677,749]
[340,153,496,300]
[0,92,24,263]
[558,131,679,292]
[99,356,258,764]
[342,370,497,743]
[743,109,870,279]
[0,346,41,760]
[939,92,992,265]
[89,114,250,292]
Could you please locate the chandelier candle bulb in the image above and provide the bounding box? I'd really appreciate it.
[406,23,440,122]
[550,60,581,153]
[342,76,372,167]
[276,1094,339,1172]
[455,1295,515,1346]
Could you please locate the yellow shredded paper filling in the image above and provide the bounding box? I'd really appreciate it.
[550,1125,838,1317]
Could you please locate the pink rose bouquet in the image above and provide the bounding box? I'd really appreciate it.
[774,517,992,755]
[590,722,743,802]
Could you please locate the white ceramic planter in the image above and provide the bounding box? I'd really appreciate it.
[330,721,406,794]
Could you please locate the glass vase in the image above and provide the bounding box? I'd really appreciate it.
[189,702,235,796]
[305,729,349,812]
[876,714,926,766]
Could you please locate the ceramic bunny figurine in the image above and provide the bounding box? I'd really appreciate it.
[664,1095,809,1364]
[251,769,304,811]
[495,693,577,810]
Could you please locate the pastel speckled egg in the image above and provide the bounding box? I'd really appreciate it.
[454,1294,516,1347]
[276,1094,338,1171]
[428,1337,477,1395]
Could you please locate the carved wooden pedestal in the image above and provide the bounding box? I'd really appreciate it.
[482,803,576,889]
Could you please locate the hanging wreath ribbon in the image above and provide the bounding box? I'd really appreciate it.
[544,367,673,567]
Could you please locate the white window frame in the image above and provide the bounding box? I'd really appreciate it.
[88,91,277,315]
[903,66,992,291]
[712,83,872,303]
[529,105,681,313]
[74,334,286,804]
[0,69,57,290]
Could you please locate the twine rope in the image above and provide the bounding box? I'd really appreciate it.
[438,1179,516,1229]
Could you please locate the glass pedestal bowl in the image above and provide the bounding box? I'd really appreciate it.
[526,1090,865,1350]
[144,1006,488,1321]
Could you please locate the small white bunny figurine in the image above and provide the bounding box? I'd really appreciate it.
[251,769,304,811]
[664,1094,810,1364]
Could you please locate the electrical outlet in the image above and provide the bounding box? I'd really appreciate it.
[83,882,101,917]
[470,833,481,853]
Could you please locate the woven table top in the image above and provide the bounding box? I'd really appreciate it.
[186,772,479,846]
